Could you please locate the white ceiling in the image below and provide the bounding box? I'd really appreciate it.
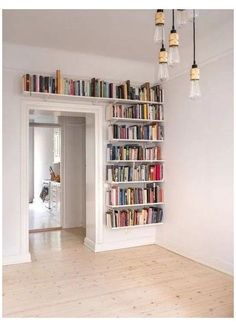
[3,9,233,63]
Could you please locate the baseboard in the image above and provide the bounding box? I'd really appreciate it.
[84,237,96,252]
[157,242,234,276]
[94,237,156,252]
[84,236,156,253]
[3,252,31,266]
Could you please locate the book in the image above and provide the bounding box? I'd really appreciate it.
[106,207,163,227]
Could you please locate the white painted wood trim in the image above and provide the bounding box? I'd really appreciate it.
[20,98,104,261]
[84,237,96,252]
[94,236,156,252]
[3,253,31,266]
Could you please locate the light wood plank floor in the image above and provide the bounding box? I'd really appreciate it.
[29,201,61,231]
[3,228,233,318]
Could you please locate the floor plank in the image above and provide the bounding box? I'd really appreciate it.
[3,228,233,317]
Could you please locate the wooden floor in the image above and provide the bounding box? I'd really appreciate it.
[3,228,233,318]
[29,200,61,230]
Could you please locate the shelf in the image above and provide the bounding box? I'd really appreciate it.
[107,160,164,163]
[109,222,163,230]
[107,118,164,123]
[23,91,163,105]
[106,180,164,185]
[108,139,164,143]
[107,202,164,209]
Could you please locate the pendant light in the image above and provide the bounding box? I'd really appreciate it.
[189,10,201,99]
[168,10,180,66]
[177,9,188,27]
[154,9,165,43]
[158,28,169,81]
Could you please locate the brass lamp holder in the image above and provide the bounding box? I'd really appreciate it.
[169,29,179,47]
[159,45,168,64]
[190,64,200,80]
[155,9,165,25]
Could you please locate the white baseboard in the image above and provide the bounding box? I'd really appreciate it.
[84,237,96,251]
[84,236,156,253]
[157,242,234,276]
[3,252,31,266]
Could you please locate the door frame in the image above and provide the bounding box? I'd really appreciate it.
[21,98,104,261]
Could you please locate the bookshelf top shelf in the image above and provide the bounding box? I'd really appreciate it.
[106,160,164,163]
[107,118,164,123]
[107,202,164,209]
[108,139,164,143]
[23,91,163,105]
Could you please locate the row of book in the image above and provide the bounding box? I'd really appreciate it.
[22,71,163,101]
[106,164,164,182]
[107,144,162,161]
[110,104,164,121]
[108,123,164,141]
[106,207,163,228]
[106,184,163,206]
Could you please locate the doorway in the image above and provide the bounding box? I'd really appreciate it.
[28,122,62,232]
[21,100,104,262]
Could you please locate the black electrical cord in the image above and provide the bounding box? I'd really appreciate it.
[193,9,196,65]
[172,9,175,30]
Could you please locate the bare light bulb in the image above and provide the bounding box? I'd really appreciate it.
[168,46,180,66]
[154,25,164,43]
[158,63,169,81]
[189,79,201,99]
[177,9,188,27]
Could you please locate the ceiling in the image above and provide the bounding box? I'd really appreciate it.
[3,9,233,63]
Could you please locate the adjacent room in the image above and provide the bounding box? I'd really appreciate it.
[2,7,234,319]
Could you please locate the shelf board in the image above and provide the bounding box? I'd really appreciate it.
[107,118,164,123]
[109,222,163,230]
[106,180,164,185]
[106,160,164,163]
[23,91,163,105]
[107,202,164,209]
[108,139,164,143]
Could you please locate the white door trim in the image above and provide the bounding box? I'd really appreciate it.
[20,98,104,263]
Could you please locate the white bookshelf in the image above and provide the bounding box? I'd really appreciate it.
[108,138,164,143]
[23,91,163,105]
[108,118,164,123]
[107,202,164,209]
[107,160,164,163]
[110,222,163,230]
[106,180,164,185]
[105,98,165,229]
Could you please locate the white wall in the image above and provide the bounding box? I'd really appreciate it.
[60,116,86,228]
[34,127,54,200]
[2,43,155,264]
[158,51,234,275]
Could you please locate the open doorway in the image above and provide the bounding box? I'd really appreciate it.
[20,101,103,263]
[28,110,87,245]
[28,121,62,232]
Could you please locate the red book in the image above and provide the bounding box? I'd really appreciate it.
[120,211,127,227]
[156,164,160,180]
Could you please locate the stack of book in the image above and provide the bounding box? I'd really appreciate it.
[107,144,162,161]
[111,104,164,120]
[22,70,163,101]
[108,123,164,141]
[106,184,163,206]
[106,164,164,182]
[106,207,163,227]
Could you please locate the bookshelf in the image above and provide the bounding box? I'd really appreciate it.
[22,72,164,230]
[23,91,163,106]
[105,98,165,229]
